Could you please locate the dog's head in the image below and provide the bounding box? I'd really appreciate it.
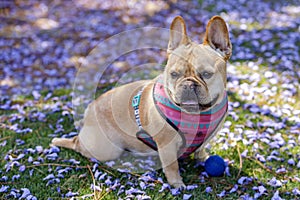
[164,16,232,113]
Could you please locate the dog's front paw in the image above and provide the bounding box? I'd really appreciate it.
[194,149,209,162]
[172,181,186,189]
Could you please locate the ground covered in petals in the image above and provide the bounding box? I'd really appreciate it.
[0,0,299,199]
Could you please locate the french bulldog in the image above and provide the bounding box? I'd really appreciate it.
[51,15,232,188]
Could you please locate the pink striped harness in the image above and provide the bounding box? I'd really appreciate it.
[134,76,228,158]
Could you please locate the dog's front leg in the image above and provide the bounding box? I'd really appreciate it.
[157,137,185,189]
[194,147,209,162]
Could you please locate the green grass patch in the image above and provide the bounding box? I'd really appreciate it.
[1,61,299,199]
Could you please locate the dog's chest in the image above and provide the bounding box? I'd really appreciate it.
[153,78,228,158]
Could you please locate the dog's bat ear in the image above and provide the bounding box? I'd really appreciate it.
[168,16,190,53]
[203,16,232,60]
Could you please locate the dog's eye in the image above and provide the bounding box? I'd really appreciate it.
[171,71,179,78]
[201,71,213,79]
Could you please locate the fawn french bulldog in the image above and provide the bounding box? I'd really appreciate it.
[51,15,232,188]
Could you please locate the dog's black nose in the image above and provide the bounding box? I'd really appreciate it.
[183,81,196,90]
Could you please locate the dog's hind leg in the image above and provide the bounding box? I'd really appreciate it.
[51,136,93,158]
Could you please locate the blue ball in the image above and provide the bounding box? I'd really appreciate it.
[204,155,226,177]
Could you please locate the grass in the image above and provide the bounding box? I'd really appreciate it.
[0,61,299,200]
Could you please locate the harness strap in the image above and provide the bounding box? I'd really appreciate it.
[132,86,158,151]
[132,89,143,129]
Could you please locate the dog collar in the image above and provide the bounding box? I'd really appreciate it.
[133,76,228,158]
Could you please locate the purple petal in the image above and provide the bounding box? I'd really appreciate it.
[225,166,231,176]
[33,161,40,165]
[256,154,267,163]
[254,192,262,199]
[229,184,238,193]
[26,148,36,154]
[105,177,113,186]
[137,195,151,200]
[28,156,33,163]
[12,174,21,181]
[67,158,80,165]
[26,194,37,200]
[57,174,64,179]
[271,190,283,200]
[139,181,146,190]
[170,188,181,196]
[268,177,282,187]
[10,161,21,167]
[92,163,98,172]
[125,187,145,195]
[126,181,134,186]
[20,188,31,199]
[249,106,260,113]
[205,186,212,193]
[16,139,25,145]
[0,185,9,193]
[65,191,79,197]
[0,140,7,147]
[32,90,41,99]
[38,156,44,163]
[109,180,120,191]
[29,169,34,176]
[99,173,107,180]
[267,155,281,161]
[46,153,58,160]
[57,167,72,174]
[139,175,152,182]
[117,185,125,196]
[12,153,25,161]
[292,188,300,196]
[35,146,43,153]
[9,189,19,198]
[91,184,102,191]
[94,170,102,180]
[238,176,253,185]
[19,165,26,172]
[1,176,8,181]
[105,161,115,167]
[117,168,131,173]
[276,167,287,174]
[183,194,192,200]
[186,184,198,190]
[241,150,248,158]
[258,185,267,194]
[43,174,55,181]
[217,190,226,197]
[49,146,60,153]
[159,183,170,192]
[288,158,296,165]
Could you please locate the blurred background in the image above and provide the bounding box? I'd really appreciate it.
[0,0,299,97]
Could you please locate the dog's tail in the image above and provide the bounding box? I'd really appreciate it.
[51,136,78,150]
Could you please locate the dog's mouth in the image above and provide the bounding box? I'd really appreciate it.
[175,95,219,112]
